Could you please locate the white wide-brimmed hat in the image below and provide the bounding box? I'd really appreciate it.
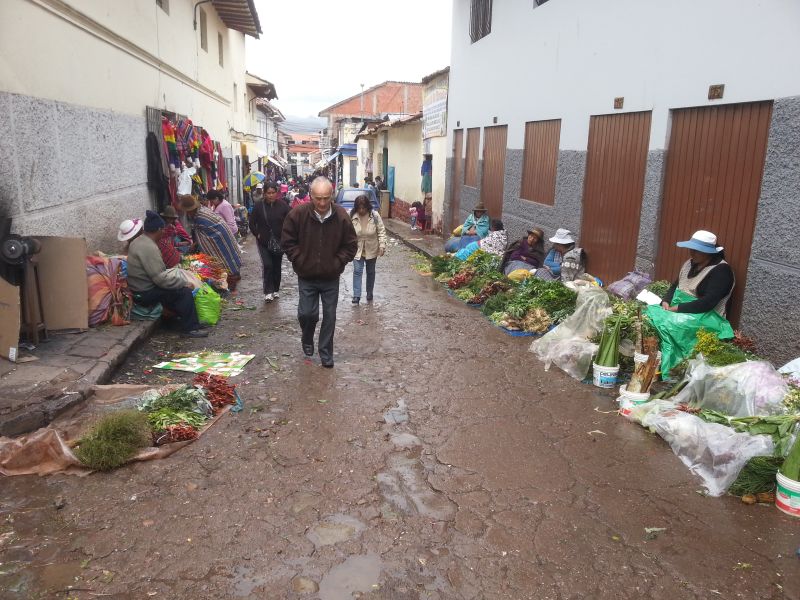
[676,230,724,254]
[117,218,143,241]
[549,228,575,245]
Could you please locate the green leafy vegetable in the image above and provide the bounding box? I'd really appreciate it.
[75,410,152,471]
[729,456,783,496]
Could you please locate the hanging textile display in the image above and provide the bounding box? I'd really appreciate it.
[146,132,170,211]
[161,117,180,168]
[215,142,227,189]
[177,118,201,161]
[199,130,214,169]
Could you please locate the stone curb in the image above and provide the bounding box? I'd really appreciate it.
[384,220,440,259]
[0,319,159,437]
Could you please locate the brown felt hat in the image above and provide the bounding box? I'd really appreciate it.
[159,205,178,219]
[473,202,487,213]
[178,195,200,211]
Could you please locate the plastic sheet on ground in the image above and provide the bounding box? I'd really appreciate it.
[779,356,800,379]
[635,403,774,496]
[530,286,611,380]
[673,357,789,417]
[153,351,254,377]
[0,384,230,477]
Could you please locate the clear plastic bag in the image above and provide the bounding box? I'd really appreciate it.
[530,286,611,380]
[640,406,774,496]
[673,357,789,417]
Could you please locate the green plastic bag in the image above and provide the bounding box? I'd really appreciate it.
[194,284,221,326]
[645,289,734,376]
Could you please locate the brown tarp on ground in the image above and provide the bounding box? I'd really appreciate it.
[0,384,230,476]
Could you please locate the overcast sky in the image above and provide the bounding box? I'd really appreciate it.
[246,0,453,130]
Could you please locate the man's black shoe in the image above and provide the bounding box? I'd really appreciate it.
[321,360,334,368]
[182,329,209,338]
[302,343,314,357]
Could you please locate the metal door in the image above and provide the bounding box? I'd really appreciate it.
[580,111,652,283]
[450,129,464,229]
[655,101,773,325]
[349,159,357,186]
[480,125,507,218]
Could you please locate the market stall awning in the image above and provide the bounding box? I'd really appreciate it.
[266,156,286,169]
[326,152,341,163]
[338,144,357,157]
[212,0,262,38]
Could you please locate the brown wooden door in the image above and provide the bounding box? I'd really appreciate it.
[450,129,464,229]
[580,111,652,284]
[480,125,508,218]
[655,101,773,326]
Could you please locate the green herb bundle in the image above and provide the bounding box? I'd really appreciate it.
[147,408,208,431]
[698,410,800,456]
[646,280,672,298]
[75,410,152,471]
[729,456,783,496]
[596,315,622,367]
[781,435,800,481]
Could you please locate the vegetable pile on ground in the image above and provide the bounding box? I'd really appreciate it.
[74,411,152,471]
[182,253,229,290]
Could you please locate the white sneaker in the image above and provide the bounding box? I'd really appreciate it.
[273,291,280,298]
[264,293,274,302]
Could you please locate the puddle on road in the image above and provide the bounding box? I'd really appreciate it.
[306,514,365,547]
[390,432,421,449]
[0,560,83,596]
[377,454,457,521]
[318,553,382,600]
[383,399,408,424]
[231,565,269,597]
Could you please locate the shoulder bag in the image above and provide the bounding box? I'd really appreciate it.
[260,202,283,254]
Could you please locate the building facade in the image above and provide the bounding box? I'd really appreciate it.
[0,0,264,251]
[445,0,800,363]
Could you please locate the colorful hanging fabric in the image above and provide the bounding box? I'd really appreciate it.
[199,130,214,169]
[86,256,133,327]
[161,117,180,168]
[215,142,227,188]
[177,118,201,160]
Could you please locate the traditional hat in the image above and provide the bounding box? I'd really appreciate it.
[117,218,143,242]
[549,228,576,245]
[676,230,723,254]
[527,227,544,238]
[159,206,178,219]
[178,195,201,211]
[143,210,165,232]
[473,202,487,213]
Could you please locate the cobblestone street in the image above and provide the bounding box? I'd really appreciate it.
[1,236,798,599]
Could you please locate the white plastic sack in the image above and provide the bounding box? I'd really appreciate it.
[779,356,800,379]
[673,357,789,417]
[640,406,774,496]
[530,287,612,380]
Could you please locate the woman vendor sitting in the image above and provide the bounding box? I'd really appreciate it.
[444,202,490,252]
[536,228,585,281]
[661,230,735,316]
[501,227,545,275]
[454,219,507,261]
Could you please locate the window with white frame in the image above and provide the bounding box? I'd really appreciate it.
[469,0,492,43]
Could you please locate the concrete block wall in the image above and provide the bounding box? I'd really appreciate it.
[0,91,149,252]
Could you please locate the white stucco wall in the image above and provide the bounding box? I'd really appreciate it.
[0,0,254,250]
[448,0,800,152]
[387,122,423,204]
[428,135,447,229]
[1,0,248,148]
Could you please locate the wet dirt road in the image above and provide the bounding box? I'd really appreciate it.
[2,235,798,599]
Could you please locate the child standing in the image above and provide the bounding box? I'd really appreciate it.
[409,205,418,230]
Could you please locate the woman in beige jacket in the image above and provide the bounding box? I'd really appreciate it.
[350,195,387,304]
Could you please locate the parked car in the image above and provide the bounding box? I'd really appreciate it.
[335,187,380,213]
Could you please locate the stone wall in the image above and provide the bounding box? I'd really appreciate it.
[0,91,149,252]
[740,95,800,364]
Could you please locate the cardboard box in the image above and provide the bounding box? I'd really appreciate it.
[0,277,20,362]
[34,236,88,331]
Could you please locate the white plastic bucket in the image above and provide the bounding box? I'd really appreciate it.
[592,363,620,389]
[618,384,650,404]
[776,472,800,518]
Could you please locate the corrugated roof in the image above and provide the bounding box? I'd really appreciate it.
[212,0,261,38]
[421,66,450,84]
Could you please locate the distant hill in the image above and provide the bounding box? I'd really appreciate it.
[280,115,327,134]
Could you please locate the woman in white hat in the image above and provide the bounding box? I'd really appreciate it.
[117,218,144,253]
[537,228,585,281]
[660,230,734,317]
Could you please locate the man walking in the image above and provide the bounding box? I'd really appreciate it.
[282,177,357,367]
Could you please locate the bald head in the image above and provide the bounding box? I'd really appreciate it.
[310,176,333,195]
[309,176,334,216]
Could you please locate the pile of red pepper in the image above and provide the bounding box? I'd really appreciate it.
[193,373,236,413]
